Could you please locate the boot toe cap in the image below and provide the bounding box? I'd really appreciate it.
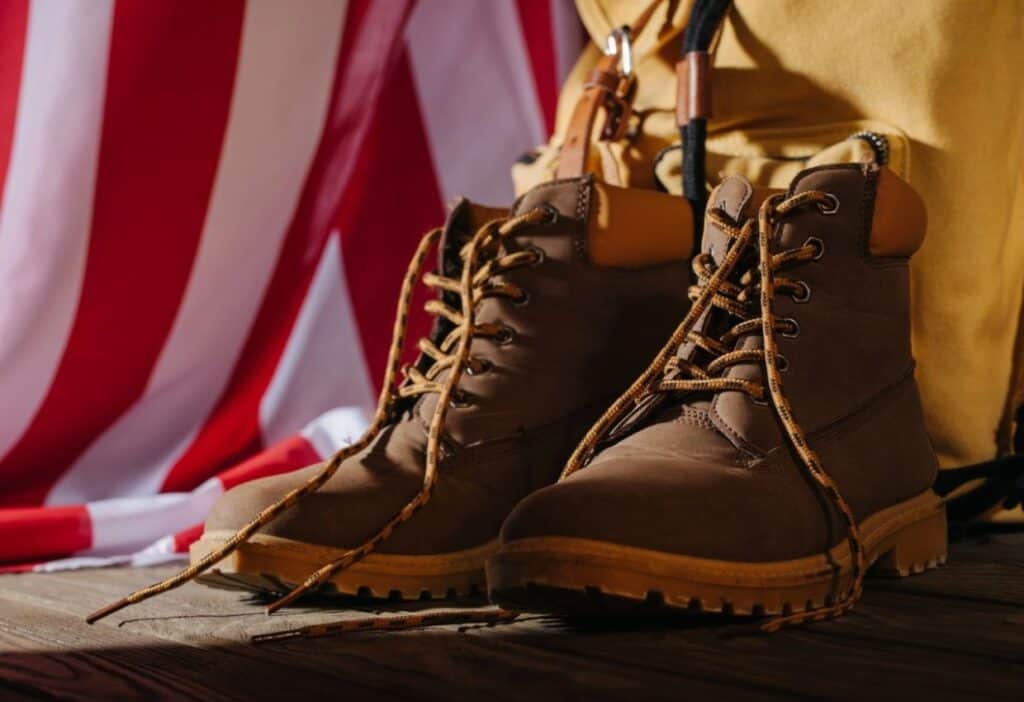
[205,463,324,534]
[500,451,832,563]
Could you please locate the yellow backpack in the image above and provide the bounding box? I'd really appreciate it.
[514,0,1024,522]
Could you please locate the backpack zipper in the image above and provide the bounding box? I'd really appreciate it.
[849,130,890,166]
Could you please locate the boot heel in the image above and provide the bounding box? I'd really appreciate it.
[869,506,947,578]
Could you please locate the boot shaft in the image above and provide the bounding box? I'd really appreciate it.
[695,164,928,456]
[417,176,693,445]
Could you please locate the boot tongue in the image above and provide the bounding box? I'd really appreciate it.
[629,177,755,430]
[670,176,754,366]
[400,199,507,430]
[702,176,754,266]
[438,198,508,274]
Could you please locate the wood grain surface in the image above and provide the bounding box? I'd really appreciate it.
[0,531,1020,701]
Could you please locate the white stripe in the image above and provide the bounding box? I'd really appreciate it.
[130,534,188,567]
[47,0,348,503]
[259,232,374,446]
[551,0,584,88]
[33,534,188,572]
[83,479,224,556]
[407,0,547,205]
[0,0,114,459]
[301,407,369,459]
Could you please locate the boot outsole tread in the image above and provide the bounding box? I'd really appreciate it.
[189,533,496,603]
[488,554,945,618]
[195,569,487,601]
[487,491,947,619]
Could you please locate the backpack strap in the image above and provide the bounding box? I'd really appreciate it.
[556,1,661,181]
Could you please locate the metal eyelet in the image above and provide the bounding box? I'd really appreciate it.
[776,354,790,372]
[494,325,516,345]
[751,393,769,407]
[539,203,560,225]
[804,237,826,261]
[818,193,840,215]
[465,359,492,376]
[512,289,531,307]
[451,391,473,408]
[791,281,811,303]
[781,318,801,338]
[526,244,546,267]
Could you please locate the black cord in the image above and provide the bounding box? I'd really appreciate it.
[679,0,731,250]
[934,454,1024,523]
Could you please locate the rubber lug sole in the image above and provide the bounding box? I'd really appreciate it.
[486,490,947,618]
[190,531,496,601]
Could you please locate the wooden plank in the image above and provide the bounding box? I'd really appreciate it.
[501,599,1023,701]
[0,570,756,701]
[0,598,396,702]
[1,533,1021,701]
[0,681,49,702]
[868,533,1024,606]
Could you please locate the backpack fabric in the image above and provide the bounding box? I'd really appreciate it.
[514,0,1024,521]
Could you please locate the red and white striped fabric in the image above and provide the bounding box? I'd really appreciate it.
[0,0,582,573]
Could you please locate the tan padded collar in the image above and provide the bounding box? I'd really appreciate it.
[587,181,693,267]
[870,167,927,257]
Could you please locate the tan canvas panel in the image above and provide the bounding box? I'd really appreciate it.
[514,0,1024,521]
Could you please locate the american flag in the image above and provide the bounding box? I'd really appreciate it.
[0,0,582,572]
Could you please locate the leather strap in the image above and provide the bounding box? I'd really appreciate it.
[556,54,635,179]
[675,50,711,124]
[555,0,662,180]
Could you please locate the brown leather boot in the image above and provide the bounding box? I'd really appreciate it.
[178,176,693,603]
[488,164,947,627]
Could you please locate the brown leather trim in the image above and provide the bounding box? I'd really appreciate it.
[675,51,711,125]
[556,54,618,180]
[868,167,927,257]
[461,202,510,232]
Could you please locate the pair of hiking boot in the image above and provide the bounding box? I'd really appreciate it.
[97,157,940,632]
[79,1,946,633]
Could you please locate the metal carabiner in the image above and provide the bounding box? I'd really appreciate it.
[604,25,634,77]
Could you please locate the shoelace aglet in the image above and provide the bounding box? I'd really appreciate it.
[264,585,310,615]
[86,599,130,625]
[251,608,520,644]
[252,628,309,644]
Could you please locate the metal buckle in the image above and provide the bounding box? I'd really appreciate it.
[605,25,634,77]
[598,26,637,141]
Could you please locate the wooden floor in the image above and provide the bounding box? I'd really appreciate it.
[0,529,1021,701]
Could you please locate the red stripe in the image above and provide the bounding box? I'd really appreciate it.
[515,0,558,135]
[0,1,245,507]
[160,0,415,493]
[170,435,320,554]
[172,523,204,553]
[0,0,27,198]
[339,49,446,387]
[217,435,321,491]
[0,505,91,563]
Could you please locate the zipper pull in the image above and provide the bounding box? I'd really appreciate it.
[848,131,890,166]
